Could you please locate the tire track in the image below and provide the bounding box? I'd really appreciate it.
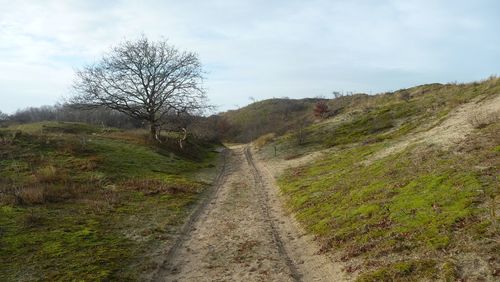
[153,146,344,281]
[152,148,229,281]
[244,146,302,282]
[251,147,353,282]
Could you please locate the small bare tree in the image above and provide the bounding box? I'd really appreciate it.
[332,91,343,99]
[0,110,8,121]
[71,36,207,141]
[296,118,309,145]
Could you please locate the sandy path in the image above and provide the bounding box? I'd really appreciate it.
[153,145,348,282]
[251,148,352,282]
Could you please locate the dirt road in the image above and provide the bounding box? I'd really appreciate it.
[153,145,349,282]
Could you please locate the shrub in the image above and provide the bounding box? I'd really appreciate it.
[254,133,276,149]
[313,101,329,119]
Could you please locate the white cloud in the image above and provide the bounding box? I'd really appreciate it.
[0,0,498,113]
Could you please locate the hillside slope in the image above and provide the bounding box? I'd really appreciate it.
[256,77,500,280]
[0,122,220,280]
[221,97,328,142]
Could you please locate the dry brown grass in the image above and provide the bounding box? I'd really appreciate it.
[35,165,61,183]
[3,176,199,210]
[106,130,149,144]
[16,186,46,205]
[284,153,305,160]
[47,184,97,202]
[80,189,122,213]
[0,182,101,206]
[481,75,499,88]
[468,111,499,129]
[254,133,276,149]
[76,156,102,171]
[121,178,200,195]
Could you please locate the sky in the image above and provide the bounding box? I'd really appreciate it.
[0,0,499,114]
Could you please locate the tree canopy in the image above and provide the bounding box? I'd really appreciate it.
[72,37,208,140]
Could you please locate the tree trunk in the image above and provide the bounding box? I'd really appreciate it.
[179,127,188,149]
[298,126,303,145]
[150,123,160,142]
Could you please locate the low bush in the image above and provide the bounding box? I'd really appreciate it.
[254,133,276,149]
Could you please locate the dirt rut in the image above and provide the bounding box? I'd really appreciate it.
[153,145,348,282]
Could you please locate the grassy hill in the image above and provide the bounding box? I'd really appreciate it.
[0,122,220,280]
[256,77,500,280]
[220,97,328,142]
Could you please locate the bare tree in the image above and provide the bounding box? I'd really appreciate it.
[332,91,342,99]
[0,110,8,121]
[296,118,308,145]
[71,36,207,141]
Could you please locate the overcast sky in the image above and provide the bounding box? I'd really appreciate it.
[0,0,499,113]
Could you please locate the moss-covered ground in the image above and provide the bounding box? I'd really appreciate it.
[263,78,500,280]
[0,122,219,281]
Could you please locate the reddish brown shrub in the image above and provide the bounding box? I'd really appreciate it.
[314,101,329,119]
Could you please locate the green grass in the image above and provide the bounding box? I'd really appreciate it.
[271,77,500,280]
[87,137,211,178]
[0,122,220,280]
[0,193,199,280]
[0,205,133,280]
[7,121,110,134]
[279,130,498,279]
[222,98,324,142]
[269,77,500,154]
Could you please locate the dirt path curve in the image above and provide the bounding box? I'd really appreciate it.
[153,145,349,282]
